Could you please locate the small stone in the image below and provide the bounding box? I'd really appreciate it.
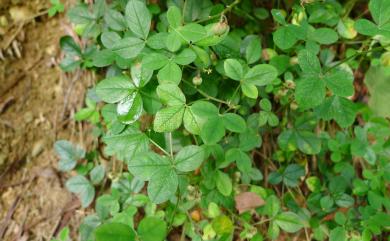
[31,139,45,158]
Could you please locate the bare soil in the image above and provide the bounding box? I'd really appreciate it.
[0,1,93,240]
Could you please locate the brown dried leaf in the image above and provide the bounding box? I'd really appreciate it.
[235,192,265,214]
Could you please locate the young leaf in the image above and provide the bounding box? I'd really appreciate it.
[54,140,85,171]
[125,0,151,39]
[65,175,95,207]
[174,145,205,172]
[96,75,135,103]
[95,223,136,241]
[216,171,232,196]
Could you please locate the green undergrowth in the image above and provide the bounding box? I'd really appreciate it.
[54,0,390,240]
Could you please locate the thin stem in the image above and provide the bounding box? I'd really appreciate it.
[324,43,390,73]
[168,189,181,231]
[183,80,236,107]
[149,137,170,156]
[195,0,241,23]
[169,132,173,157]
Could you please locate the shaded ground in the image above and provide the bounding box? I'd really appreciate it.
[0,1,92,240]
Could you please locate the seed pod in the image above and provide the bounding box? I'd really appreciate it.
[211,21,229,36]
[192,75,202,86]
[290,102,298,110]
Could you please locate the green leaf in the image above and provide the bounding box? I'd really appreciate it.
[157,62,182,85]
[183,107,201,135]
[96,75,135,103]
[241,83,258,99]
[222,113,246,133]
[103,128,149,163]
[177,23,207,43]
[167,6,182,28]
[274,212,303,233]
[65,175,95,207]
[245,37,262,64]
[148,168,178,204]
[224,59,243,81]
[128,152,170,181]
[244,64,278,86]
[310,28,339,45]
[200,117,225,144]
[92,49,116,67]
[125,0,151,39]
[111,37,145,59]
[117,92,143,124]
[95,223,135,241]
[216,171,232,196]
[298,49,321,74]
[364,65,390,117]
[315,96,356,128]
[54,140,85,171]
[295,130,322,155]
[156,84,186,106]
[212,215,234,235]
[283,164,305,187]
[324,66,354,97]
[225,148,251,172]
[271,9,286,25]
[142,53,169,70]
[104,9,127,31]
[137,217,167,241]
[154,105,185,132]
[174,145,205,172]
[101,31,121,49]
[90,165,105,185]
[355,19,379,36]
[173,48,197,65]
[165,32,182,52]
[273,26,298,50]
[295,76,326,109]
[329,227,347,241]
[369,0,390,26]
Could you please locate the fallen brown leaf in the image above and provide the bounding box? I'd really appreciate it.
[235,192,266,214]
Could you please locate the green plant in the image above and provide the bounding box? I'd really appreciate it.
[55,0,390,240]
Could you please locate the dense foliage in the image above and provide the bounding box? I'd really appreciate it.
[54,0,390,240]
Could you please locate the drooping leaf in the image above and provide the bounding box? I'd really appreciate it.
[66,175,95,207]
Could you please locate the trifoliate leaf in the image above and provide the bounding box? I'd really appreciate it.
[173,48,197,65]
[273,25,298,50]
[200,117,225,144]
[310,28,339,45]
[137,217,167,241]
[66,175,95,207]
[111,37,145,59]
[216,171,232,196]
[241,82,258,99]
[298,49,321,74]
[315,96,356,128]
[142,53,169,70]
[177,23,207,43]
[324,66,354,97]
[54,140,85,171]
